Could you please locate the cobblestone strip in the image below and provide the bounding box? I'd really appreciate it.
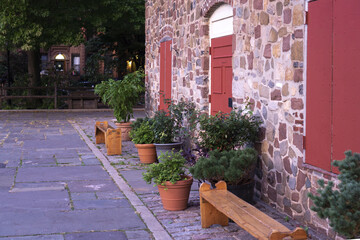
[70,120,172,240]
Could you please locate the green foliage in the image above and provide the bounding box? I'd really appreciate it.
[190,148,258,185]
[152,100,198,144]
[94,70,145,122]
[142,151,188,186]
[152,110,176,144]
[129,120,155,144]
[309,151,360,238]
[197,109,261,152]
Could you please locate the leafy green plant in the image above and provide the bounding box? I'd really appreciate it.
[94,70,145,122]
[142,151,188,186]
[152,110,176,143]
[197,109,261,152]
[309,151,360,238]
[129,120,155,144]
[152,100,198,144]
[190,148,258,185]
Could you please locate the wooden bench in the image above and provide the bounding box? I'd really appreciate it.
[200,181,307,240]
[95,121,122,155]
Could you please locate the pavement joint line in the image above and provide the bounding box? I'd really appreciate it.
[9,186,65,192]
[69,120,172,240]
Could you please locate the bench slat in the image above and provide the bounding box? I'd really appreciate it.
[201,189,290,239]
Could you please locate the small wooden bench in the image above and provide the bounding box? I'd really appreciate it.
[200,181,307,240]
[95,121,122,155]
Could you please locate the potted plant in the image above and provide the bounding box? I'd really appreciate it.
[196,108,261,153]
[309,151,360,239]
[94,70,145,141]
[130,118,157,164]
[142,151,193,211]
[190,148,258,204]
[152,100,198,158]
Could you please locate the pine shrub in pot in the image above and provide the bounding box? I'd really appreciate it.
[130,118,157,164]
[142,151,193,210]
[190,148,258,203]
[309,151,360,239]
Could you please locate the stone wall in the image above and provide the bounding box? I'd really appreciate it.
[145,0,341,238]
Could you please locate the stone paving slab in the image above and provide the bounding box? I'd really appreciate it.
[66,179,120,193]
[16,166,111,182]
[1,208,145,236]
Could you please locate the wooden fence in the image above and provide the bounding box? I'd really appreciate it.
[0,84,99,109]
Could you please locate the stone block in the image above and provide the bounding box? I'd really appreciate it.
[271,89,281,100]
[260,11,269,25]
[283,8,291,24]
[255,25,261,39]
[284,157,292,174]
[293,133,303,151]
[283,35,291,52]
[291,41,303,61]
[267,186,277,202]
[294,69,303,82]
[269,28,278,42]
[294,29,303,38]
[264,44,272,58]
[272,44,281,58]
[276,2,283,16]
[291,98,304,110]
[292,5,304,26]
[254,0,264,10]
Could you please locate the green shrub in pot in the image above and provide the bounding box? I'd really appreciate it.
[129,120,155,144]
[94,70,145,123]
[197,109,261,152]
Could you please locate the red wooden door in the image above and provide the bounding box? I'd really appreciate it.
[306,0,360,172]
[306,0,333,171]
[211,35,233,115]
[159,40,172,110]
[332,0,360,168]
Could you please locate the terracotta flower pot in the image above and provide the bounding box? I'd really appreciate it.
[115,122,132,141]
[135,144,157,164]
[157,176,193,211]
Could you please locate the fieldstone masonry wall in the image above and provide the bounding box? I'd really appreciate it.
[145,0,341,238]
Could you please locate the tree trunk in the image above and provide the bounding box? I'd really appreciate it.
[27,49,41,108]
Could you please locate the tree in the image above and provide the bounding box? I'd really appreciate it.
[84,0,145,80]
[309,151,360,238]
[0,0,84,86]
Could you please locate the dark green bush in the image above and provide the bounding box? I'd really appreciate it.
[197,110,261,152]
[309,151,360,238]
[189,148,258,185]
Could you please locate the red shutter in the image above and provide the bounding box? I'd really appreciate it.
[332,0,360,172]
[211,35,233,115]
[159,40,172,111]
[306,0,333,171]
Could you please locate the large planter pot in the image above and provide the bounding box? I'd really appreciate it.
[154,142,183,161]
[135,144,157,164]
[115,122,132,141]
[157,176,193,211]
[227,180,255,204]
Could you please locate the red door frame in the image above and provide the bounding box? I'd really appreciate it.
[159,40,172,111]
[210,35,233,115]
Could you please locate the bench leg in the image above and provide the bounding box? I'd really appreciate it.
[105,129,122,155]
[95,131,105,144]
[269,227,307,240]
[95,121,108,144]
[200,183,228,228]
